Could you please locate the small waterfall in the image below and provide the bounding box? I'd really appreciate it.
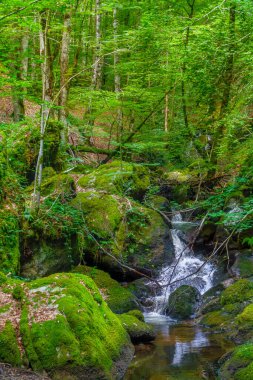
[147,212,216,316]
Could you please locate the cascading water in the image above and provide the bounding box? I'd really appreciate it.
[146,212,217,316]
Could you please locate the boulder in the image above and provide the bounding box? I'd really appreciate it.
[231,250,253,279]
[72,265,139,314]
[77,160,151,201]
[71,191,174,279]
[166,285,201,320]
[118,314,155,343]
[0,272,134,379]
[219,343,253,380]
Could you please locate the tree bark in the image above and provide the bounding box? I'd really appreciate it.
[33,10,53,208]
[92,0,103,90]
[59,10,72,141]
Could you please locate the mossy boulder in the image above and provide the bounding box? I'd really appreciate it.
[118,314,155,343]
[0,209,20,274]
[231,251,253,279]
[166,285,201,320]
[72,265,139,314]
[221,280,253,306]
[77,160,151,201]
[21,240,80,279]
[71,191,174,278]
[220,343,253,380]
[26,174,76,202]
[0,273,134,379]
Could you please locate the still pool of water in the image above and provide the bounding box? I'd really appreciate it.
[124,315,233,380]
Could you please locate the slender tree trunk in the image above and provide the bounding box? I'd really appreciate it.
[59,10,72,141]
[113,7,123,142]
[220,2,236,117]
[92,0,103,90]
[181,0,195,132]
[33,11,53,208]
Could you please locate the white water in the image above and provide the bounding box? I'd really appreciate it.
[146,212,216,316]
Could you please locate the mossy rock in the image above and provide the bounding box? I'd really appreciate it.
[21,239,80,279]
[118,314,155,343]
[26,174,76,201]
[0,273,134,379]
[231,251,253,279]
[8,121,63,183]
[0,209,20,274]
[77,160,151,200]
[201,310,233,329]
[220,343,253,380]
[125,310,145,322]
[166,285,201,320]
[71,191,174,278]
[72,265,139,314]
[221,280,253,306]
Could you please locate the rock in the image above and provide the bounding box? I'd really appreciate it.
[71,190,174,279]
[77,160,151,201]
[231,250,253,278]
[126,310,145,322]
[0,272,134,379]
[21,239,80,279]
[221,279,253,305]
[118,314,155,343]
[166,285,201,320]
[219,343,253,380]
[72,265,139,314]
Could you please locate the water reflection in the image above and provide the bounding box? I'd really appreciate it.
[124,318,233,380]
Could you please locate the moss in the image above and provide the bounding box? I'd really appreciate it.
[118,314,155,343]
[1,273,132,377]
[236,362,253,380]
[221,280,253,305]
[72,266,138,314]
[201,310,232,328]
[220,343,253,380]
[71,190,172,275]
[40,174,76,200]
[30,316,81,370]
[126,310,145,322]
[71,191,122,241]
[20,306,43,370]
[0,321,21,366]
[167,285,200,320]
[0,272,7,285]
[236,304,253,329]
[7,120,63,182]
[77,160,150,200]
[12,285,25,301]
[0,209,20,274]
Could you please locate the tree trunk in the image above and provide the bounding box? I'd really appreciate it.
[92,0,103,90]
[181,0,195,132]
[59,10,72,141]
[220,2,236,117]
[33,11,53,208]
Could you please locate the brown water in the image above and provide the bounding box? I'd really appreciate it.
[124,315,233,380]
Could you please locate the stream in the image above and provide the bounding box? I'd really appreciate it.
[124,213,231,380]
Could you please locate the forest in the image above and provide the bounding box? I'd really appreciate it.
[0,0,253,379]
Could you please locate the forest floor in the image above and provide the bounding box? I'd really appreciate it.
[0,364,50,380]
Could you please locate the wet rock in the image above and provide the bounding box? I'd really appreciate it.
[118,314,155,343]
[166,285,201,320]
[219,343,253,380]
